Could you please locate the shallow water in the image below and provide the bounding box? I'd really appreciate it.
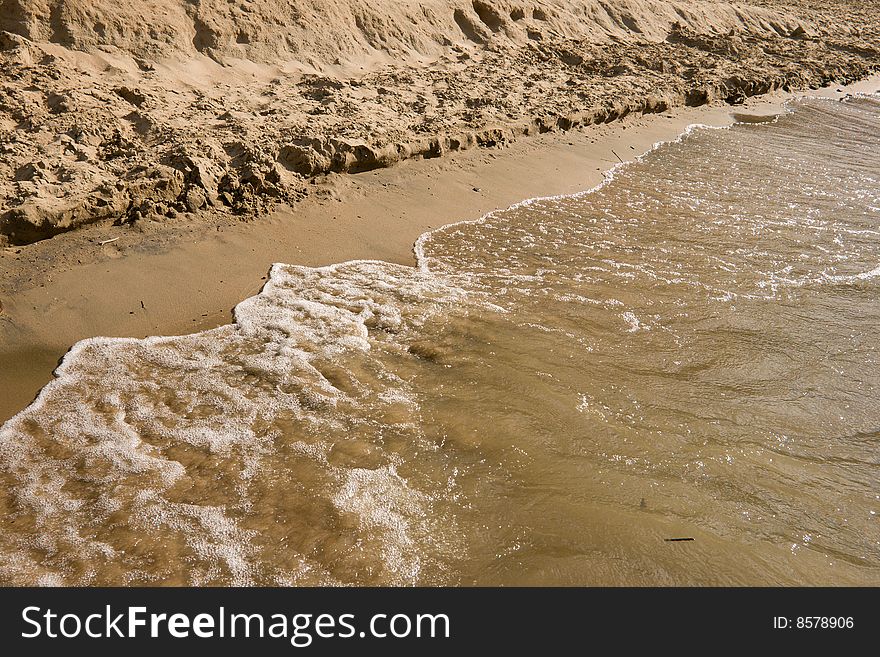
[2,95,879,585]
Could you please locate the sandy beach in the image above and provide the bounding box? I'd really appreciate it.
[2,2,880,591]
[1,72,878,423]
[3,1,880,423]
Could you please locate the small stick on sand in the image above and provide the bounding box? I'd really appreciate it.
[98,237,120,246]
[611,149,624,164]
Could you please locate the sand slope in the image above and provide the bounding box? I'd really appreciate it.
[0,0,877,247]
[1,1,813,61]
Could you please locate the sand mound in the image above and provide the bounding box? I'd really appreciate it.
[0,1,878,245]
[2,1,811,63]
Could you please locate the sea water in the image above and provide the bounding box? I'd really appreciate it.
[1,95,879,585]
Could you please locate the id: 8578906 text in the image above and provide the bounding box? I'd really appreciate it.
[773,617,854,629]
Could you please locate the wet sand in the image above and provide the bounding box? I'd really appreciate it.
[1,74,879,424]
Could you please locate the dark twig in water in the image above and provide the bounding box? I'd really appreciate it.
[664,538,695,542]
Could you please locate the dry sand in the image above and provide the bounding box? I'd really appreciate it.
[2,1,878,245]
[1,1,879,421]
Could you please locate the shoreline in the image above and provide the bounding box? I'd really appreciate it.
[2,73,879,424]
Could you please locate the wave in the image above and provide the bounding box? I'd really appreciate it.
[2,91,879,585]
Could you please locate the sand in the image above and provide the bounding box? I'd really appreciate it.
[1,0,880,421]
[2,73,879,423]
[2,2,878,244]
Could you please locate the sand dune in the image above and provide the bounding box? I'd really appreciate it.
[0,0,877,246]
[1,1,814,61]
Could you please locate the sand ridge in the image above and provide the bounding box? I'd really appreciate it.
[0,1,878,246]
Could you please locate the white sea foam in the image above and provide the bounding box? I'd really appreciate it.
[2,92,879,585]
[0,259,472,585]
